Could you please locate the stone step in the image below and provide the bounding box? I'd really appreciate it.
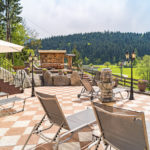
[0,78,22,95]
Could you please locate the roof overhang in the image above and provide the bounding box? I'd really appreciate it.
[66,54,75,57]
[39,50,66,54]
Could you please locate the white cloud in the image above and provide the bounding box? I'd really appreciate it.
[20,0,150,38]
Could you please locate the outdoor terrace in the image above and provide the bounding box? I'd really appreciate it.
[0,86,150,150]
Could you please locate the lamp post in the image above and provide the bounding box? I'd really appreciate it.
[29,53,37,97]
[91,65,94,80]
[125,51,136,100]
[120,61,124,81]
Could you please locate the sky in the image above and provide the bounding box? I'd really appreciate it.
[20,0,150,38]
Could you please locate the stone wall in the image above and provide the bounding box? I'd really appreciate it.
[42,70,81,86]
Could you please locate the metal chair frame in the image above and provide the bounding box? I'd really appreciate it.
[113,87,129,100]
[22,91,96,150]
[78,79,100,99]
[0,96,26,115]
[88,102,150,150]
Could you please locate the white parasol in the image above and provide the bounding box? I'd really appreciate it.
[0,40,24,53]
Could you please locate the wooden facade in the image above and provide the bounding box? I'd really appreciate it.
[39,50,66,69]
[39,50,75,69]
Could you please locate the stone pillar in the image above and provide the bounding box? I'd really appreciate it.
[98,68,113,102]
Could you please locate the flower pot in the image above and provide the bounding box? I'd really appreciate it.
[58,72,63,75]
[113,79,119,87]
[138,83,147,92]
[13,66,25,71]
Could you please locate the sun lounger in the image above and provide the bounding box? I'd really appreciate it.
[22,91,96,150]
[78,79,100,99]
[88,102,150,150]
[78,79,129,101]
[0,92,9,98]
[113,87,129,100]
[0,96,26,114]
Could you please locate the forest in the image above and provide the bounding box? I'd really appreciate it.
[41,32,150,64]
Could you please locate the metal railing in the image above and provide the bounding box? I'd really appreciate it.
[0,57,25,92]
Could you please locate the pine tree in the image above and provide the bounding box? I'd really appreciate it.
[0,24,5,39]
[0,0,22,41]
[72,47,82,67]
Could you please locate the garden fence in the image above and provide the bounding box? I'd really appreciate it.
[83,68,139,88]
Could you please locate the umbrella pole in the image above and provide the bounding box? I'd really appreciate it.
[12,53,14,64]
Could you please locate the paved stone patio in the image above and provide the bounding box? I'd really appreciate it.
[0,86,150,150]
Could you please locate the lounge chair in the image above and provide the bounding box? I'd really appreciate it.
[78,79,100,99]
[78,79,128,100]
[0,92,9,98]
[22,91,96,150]
[88,102,150,150]
[0,96,26,115]
[113,87,129,100]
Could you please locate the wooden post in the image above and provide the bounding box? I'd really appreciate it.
[67,56,72,69]
[124,78,126,86]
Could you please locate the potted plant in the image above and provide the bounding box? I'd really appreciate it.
[58,70,63,75]
[112,77,119,87]
[138,79,148,92]
[42,68,47,76]
[63,71,67,75]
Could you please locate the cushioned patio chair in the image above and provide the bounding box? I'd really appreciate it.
[22,91,96,150]
[78,79,100,99]
[88,102,150,150]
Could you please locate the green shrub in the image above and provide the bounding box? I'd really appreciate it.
[42,68,47,71]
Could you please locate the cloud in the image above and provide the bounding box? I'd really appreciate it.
[20,0,150,38]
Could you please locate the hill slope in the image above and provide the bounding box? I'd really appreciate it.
[41,31,150,64]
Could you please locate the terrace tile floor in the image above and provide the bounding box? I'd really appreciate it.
[0,86,150,150]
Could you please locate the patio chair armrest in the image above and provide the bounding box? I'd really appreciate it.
[59,129,74,139]
[87,140,99,150]
[87,135,102,150]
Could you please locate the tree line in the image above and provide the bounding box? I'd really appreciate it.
[41,32,150,64]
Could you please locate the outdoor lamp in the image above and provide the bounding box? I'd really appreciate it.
[125,51,136,100]
[29,53,37,60]
[125,51,129,60]
[29,53,38,97]
[34,55,38,61]
[29,53,32,61]
[132,51,136,59]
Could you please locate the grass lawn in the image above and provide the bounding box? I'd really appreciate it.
[95,65,140,79]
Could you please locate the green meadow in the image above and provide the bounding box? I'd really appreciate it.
[94,65,140,79]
